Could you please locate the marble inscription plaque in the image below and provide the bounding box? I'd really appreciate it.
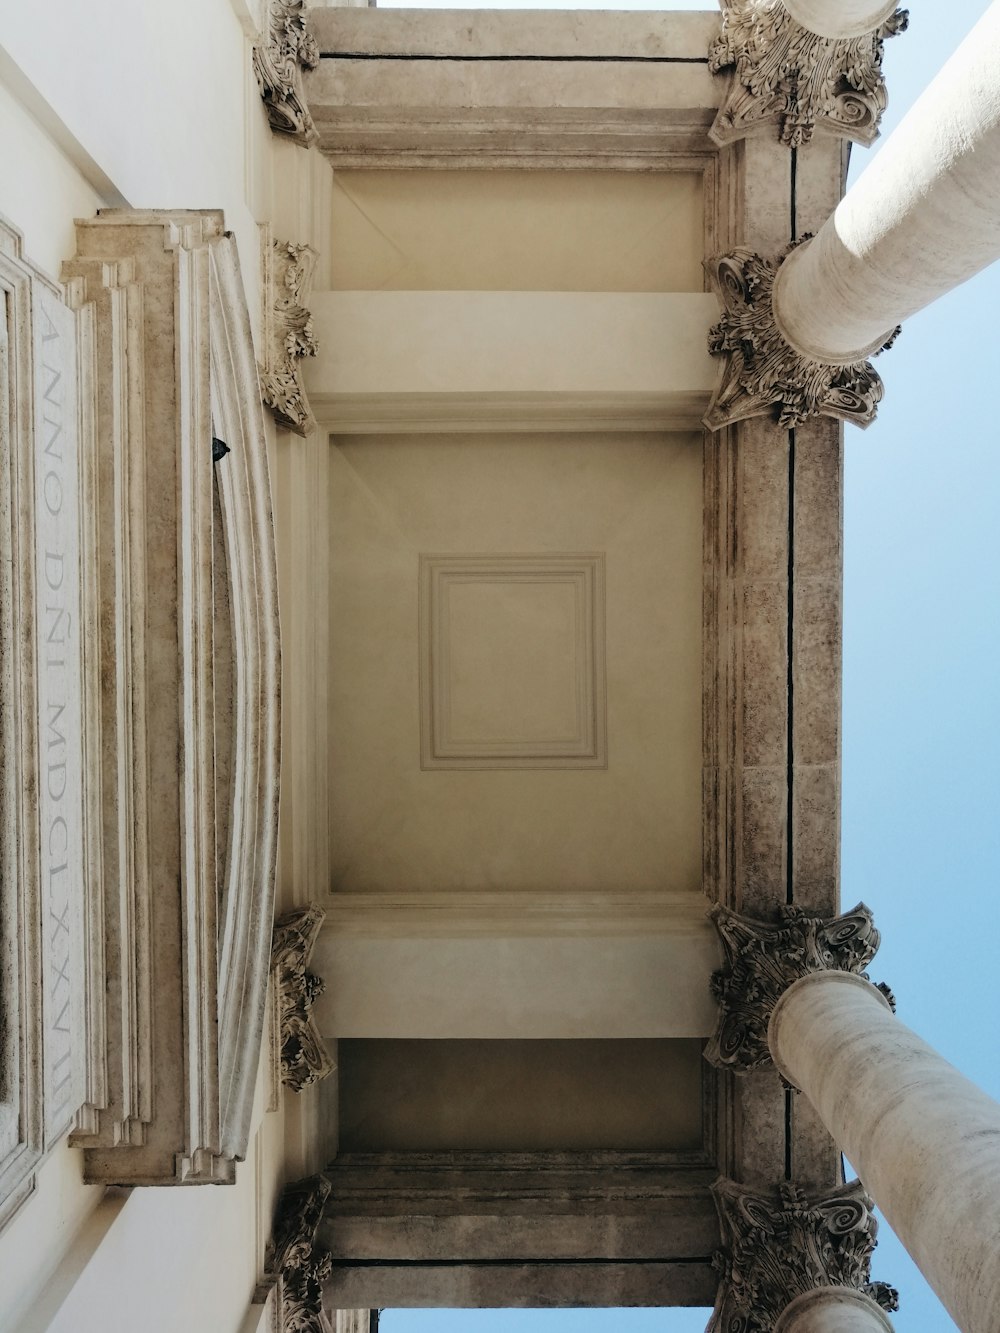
[33,284,86,1143]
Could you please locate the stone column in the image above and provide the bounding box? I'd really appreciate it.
[782,0,898,40]
[773,2,1000,364]
[774,1288,894,1332]
[770,971,1000,1333]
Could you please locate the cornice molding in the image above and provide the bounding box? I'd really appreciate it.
[260,229,318,436]
[253,0,320,147]
[705,901,892,1073]
[709,0,908,147]
[708,1177,898,1331]
[704,246,897,431]
[272,905,335,1092]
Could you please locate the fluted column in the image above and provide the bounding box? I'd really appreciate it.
[774,1287,894,1332]
[770,972,1000,1333]
[774,2,1000,363]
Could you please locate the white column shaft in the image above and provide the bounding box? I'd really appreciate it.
[773,3,1000,362]
[769,972,1000,1333]
[774,1287,893,1333]
[782,0,898,40]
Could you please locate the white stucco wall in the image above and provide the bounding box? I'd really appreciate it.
[0,0,314,1326]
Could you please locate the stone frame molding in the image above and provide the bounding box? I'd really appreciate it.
[703,245,897,431]
[259,226,318,437]
[62,211,281,1184]
[272,905,335,1093]
[709,0,909,148]
[253,0,320,147]
[708,1176,898,1331]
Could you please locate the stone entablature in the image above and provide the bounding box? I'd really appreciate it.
[59,210,281,1184]
[709,0,908,147]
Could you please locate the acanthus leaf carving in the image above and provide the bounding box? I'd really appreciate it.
[253,0,320,147]
[704,245,898,432]
[267,1175,335,1333]
[709,0,909,148]
[260,230,319,437]
[271,904,335,1092]
[708,1177,898,1331]
[705,902,885,1073]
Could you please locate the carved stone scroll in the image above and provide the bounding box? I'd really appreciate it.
[709,1,908,148]
[260,229,318,436]
[705,902,888,1073]
[708,1177,898,1331]
[704,247,897,432]
[253,0,320,147]
[272,905,335,1092]
[266,1175,335,1333]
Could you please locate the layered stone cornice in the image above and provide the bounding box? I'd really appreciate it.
[705,902,892,1073]
[709,0,908,147]
[709,1177,898,1331]
[704,245,898,431]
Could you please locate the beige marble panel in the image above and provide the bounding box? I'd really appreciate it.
[328,430,703,895]
[328,170,704,293]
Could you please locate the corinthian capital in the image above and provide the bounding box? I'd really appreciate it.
[709,1177,898,1331]
[267,1175,334,1333]
[253,0,320,146]
[704,246,897,431]
[272,905,335,1092]
[705,902,890,1072]
[260,230,319,436]
[709,0,908,148]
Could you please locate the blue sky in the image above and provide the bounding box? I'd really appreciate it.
[377,3,1000,1329]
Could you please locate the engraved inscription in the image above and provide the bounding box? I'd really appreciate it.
[33,288,84,1141]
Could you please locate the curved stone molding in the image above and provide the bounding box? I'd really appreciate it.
[260,228,318,436]
[704,247,897,432]
[272,905,335,1092]
[268,1175,335,1333]
[708,1177,898,1331]
[709,1,908,147]
[209,235,283,1163]
[253,0,320,147]
[705,902,883,1073]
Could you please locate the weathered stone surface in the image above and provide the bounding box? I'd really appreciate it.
[705,902,883,1073]
[708,1176,897,1331]
[709,0,907,147]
